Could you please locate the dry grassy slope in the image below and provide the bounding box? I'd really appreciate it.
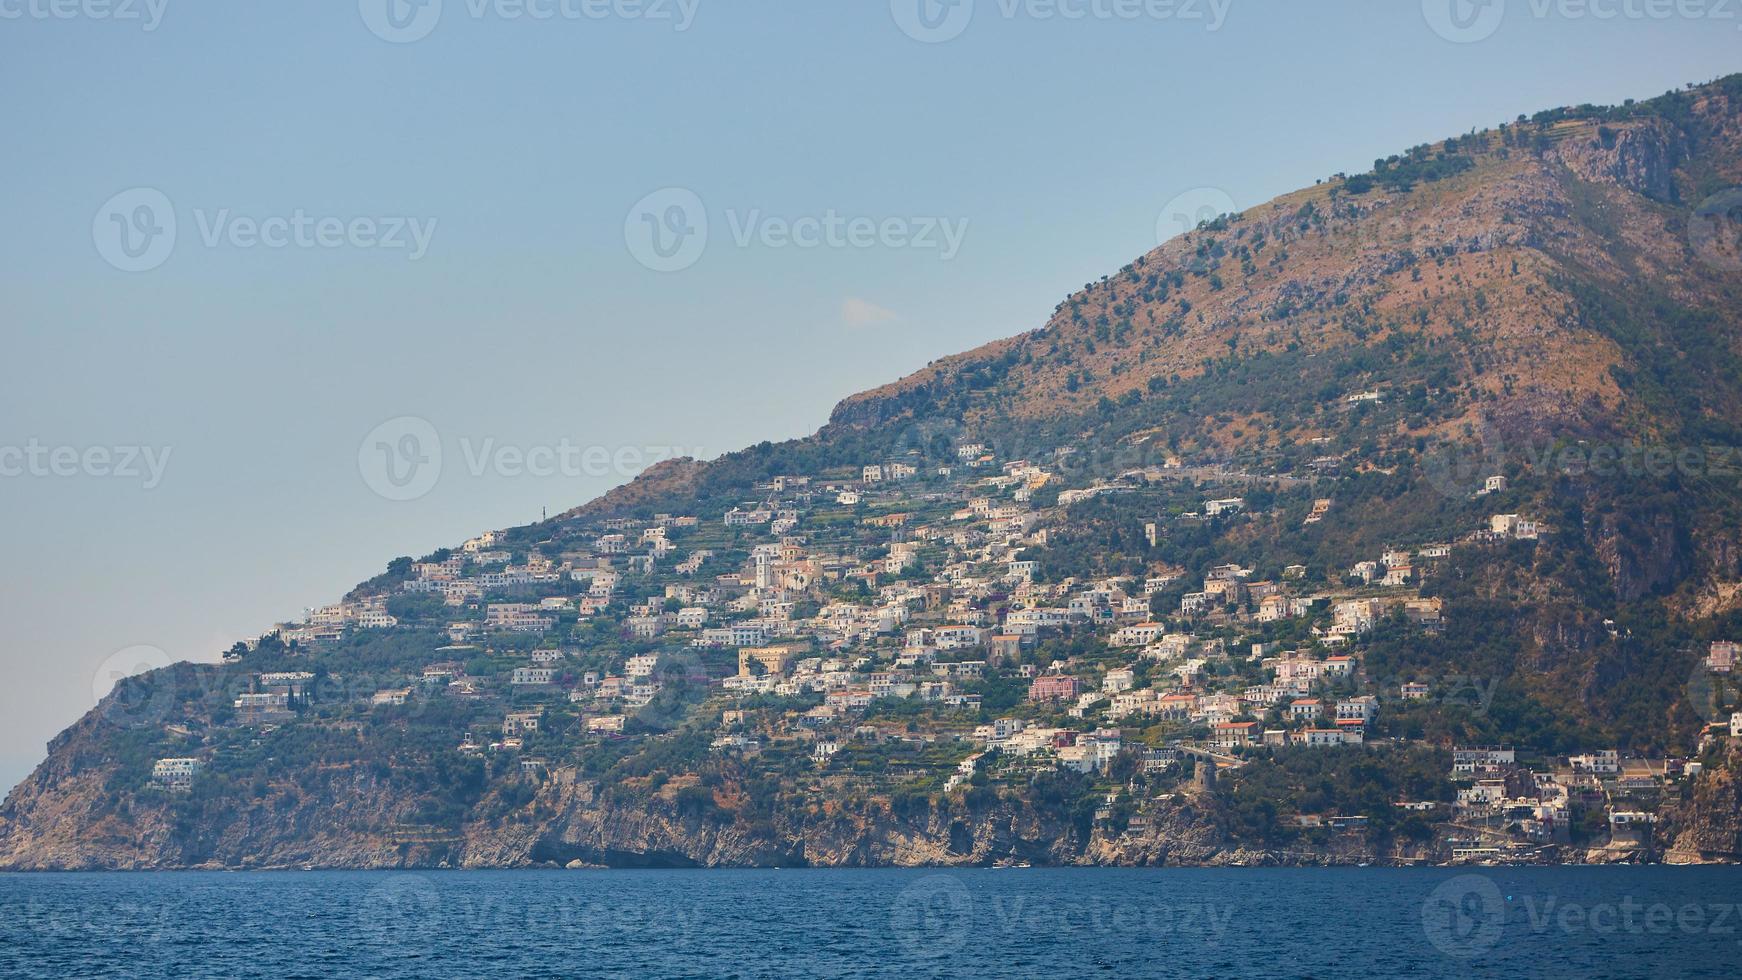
[556,456,708,523]
[831,86,1742,450]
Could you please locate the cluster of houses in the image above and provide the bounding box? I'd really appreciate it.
[145,439,1716,857]
[1442,745,1699,859]
[178,451,1253,767]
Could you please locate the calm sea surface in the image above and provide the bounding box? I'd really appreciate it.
[2,867,1740,978]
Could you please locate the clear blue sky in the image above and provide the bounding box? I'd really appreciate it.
[0,0,1733,792]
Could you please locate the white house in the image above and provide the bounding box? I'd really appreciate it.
[1204,498,1246,517]
[151,757,203,791]
[1709,641,1738,673]
[511,667,557,686]
[1336,696,1378,724]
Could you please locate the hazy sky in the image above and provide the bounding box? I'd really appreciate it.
[0,0,1733,793]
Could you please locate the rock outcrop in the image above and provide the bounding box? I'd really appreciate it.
[1664,748,1742,865]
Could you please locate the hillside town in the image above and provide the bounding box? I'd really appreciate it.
[145,436,1737,865]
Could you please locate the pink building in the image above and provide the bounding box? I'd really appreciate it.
[1029,674,1081,702]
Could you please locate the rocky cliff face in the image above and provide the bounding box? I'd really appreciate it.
[0,730,1235,871]
[0,690,1376,872]
[1,750,1396,872]
[0,695,1442,871]
[1664,747,1742,865]
[1553,119,1686,201]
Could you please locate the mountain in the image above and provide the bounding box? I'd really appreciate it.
[8,77,1742,871]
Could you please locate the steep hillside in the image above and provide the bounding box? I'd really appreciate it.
[837,89,1741,441]
[8,77,1742,871]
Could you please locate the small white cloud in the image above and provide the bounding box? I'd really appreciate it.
[841,297,900,328]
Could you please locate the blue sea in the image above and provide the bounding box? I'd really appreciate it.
[2,867,1739,978]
